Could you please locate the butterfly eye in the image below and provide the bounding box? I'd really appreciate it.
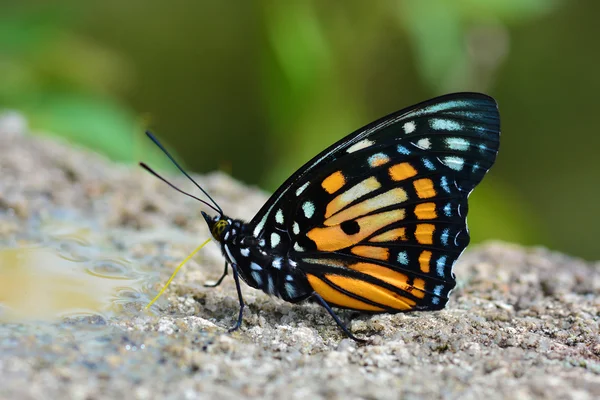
[212,219,229,240]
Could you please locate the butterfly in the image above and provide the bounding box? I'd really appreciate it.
[141,92,500,341]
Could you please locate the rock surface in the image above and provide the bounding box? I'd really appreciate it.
[1,116,599,399]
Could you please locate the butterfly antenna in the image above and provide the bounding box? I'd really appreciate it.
[140,162,221,214]
[145,131,223,215]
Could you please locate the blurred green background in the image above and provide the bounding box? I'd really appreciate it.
[1,0,598,260]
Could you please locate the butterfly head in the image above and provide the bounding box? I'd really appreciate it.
[201,211,230,242]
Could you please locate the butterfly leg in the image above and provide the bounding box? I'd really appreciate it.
[204,261,228,287]
[227,263,245,333]
[312,293,366,342]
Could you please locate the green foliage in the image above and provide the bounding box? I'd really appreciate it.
[0,5,172,170]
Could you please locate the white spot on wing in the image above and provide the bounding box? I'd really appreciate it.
[275,209,284,225]
[253,214,268,237]
[224,245,238,265]
[302,201,315,218]
[292,222,300,235]
[295,181,310,197]
[346,139,374,153]
[442,156,465,171]
[445,137,470,151]
[403,121,416,134]
[271,232,281,248]
[338,177,380,207]
[294,243,305,252]
[416,138,431,149]
[272,258,282,269]
[240,248,250,257]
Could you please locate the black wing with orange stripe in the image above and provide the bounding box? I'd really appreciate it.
[249,93,500,312]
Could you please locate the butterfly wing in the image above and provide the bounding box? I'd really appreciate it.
[250,93,500,311]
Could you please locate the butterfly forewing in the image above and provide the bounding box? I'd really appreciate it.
[250,93,500,312]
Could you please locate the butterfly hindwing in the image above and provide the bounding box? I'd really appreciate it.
[250,93,500,312]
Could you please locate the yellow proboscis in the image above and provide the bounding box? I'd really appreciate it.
[145,238,212,309]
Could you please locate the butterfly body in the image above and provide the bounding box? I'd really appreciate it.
[144,92,500,340]
[202,213,314,303]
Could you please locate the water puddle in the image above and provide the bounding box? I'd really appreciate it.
[0,246,152,322]
[0,214,162,323]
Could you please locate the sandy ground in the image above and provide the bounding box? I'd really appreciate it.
[0,115,599,400]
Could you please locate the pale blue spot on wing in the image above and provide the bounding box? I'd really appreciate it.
[430,118,462,131]
[444,203,452,217]
[397,145,411,155]
[433,285,444,297]
[445,137,470,151]
[267,275,275,295]
[410,100,470,116]
[368,153,389,167]
[250,262,262,271]
[440,176,451,193]
[423,158,436,171]
[441,228,450,246]
[251,271,262,286]
[436,256,447,277]
[397,251,409,265]
[285,282,296,298]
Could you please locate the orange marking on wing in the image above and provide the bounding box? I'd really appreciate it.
[321,171,346,194]
[369,228,407,242]
[415,224,435,245]
[307,209,405,252]
[418,250,432,273]
[351,246,389,261]
[327,274,417,309]
[324,188,407,226]
[325,177,381,218]
[389,162,418,181]
[413,278,426,293]
[306,274,385,311]
[413,178,436,199]
[414,202,437,220]
[349,262,425,300]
